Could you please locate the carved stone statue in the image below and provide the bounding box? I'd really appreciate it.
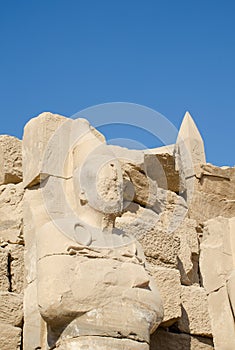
[23,114,163,349]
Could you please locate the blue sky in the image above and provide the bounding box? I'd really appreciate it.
[0,1,234,166]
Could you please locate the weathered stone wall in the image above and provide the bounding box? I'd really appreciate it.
[0,136,24,349]
[0,112,234,349]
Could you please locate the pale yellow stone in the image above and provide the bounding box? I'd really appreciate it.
[150,266,181,326]
[116,203,180,268]
[23,281,41,350]
[0,183,24,244]
[176,218,199,285]
[189,164,235,223]
[0,135,22,185]
[176,111,206,171]
[22,112,68,187]
[0,323,21,350]
[208,287,235,350]
[0,292,23,326]
[178,286,212,337]
[200,217,233,293]
[0,248,9,291]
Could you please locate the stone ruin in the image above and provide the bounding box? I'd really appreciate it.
[0,111,234,350]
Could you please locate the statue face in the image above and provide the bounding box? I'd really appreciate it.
[74,151,124,215]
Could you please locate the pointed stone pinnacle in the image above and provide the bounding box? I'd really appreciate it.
[176,111,206,169]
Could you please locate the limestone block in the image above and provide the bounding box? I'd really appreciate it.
[0,292,23,326]
[22,112,68,187]
[189,165,235,223]
[23,281,41,350]
[200,217,235,348]
[116,203,180,268]
[0,323,22,350]
[0,135,22,185]
[57,336,149,350]
[144,152,180,192]
[150,329,214,350]
[195,164,235,199]
[200,217,233,293]
[149,266,181,326]
[176,218,199,285]
[0,183,24,244]
[109,144,180,193]
[0,248,9,291]
[208,286,235,350]
[8,244,24,293]
[178,286,212,337]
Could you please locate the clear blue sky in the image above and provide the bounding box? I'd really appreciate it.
[0,1,234,166]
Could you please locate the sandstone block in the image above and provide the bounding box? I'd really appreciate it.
[208,286,235,350]
[178,285,212,337]
[0,135,22,185]
[176,218,199,285]
[0,248,9,291]
[144,152,180,192]
[150,266,181,326]
[200,217,233,293]
[0,183,24,244]
[116,203,180,268]
[0,323,22,350]
[0,292,23,326]
[189,164,235,223]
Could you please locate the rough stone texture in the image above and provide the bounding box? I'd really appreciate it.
[189,164,235,223]
[0,112,234,349]
[109,144,180,193]
[178,286,212,337]
[0,183,24,244]
[176,218,200,285]
[116,203,181,268]
[151,329,214,350]
[0,323,22,350]
[57,336,149,350]
[0,135,22,185]
[144,152,180,192]
[149,266,181,326]
[0,248,9,291]
[0,292,23,326]
[8,244,24,293]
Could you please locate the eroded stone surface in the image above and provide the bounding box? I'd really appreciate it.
[0,183,24,244]
[178,286,212,337]
[0,248,9,291]
[149,266,181,326]
[0,135,22,185]
[0,292,23,326]
[0,323,21,350]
